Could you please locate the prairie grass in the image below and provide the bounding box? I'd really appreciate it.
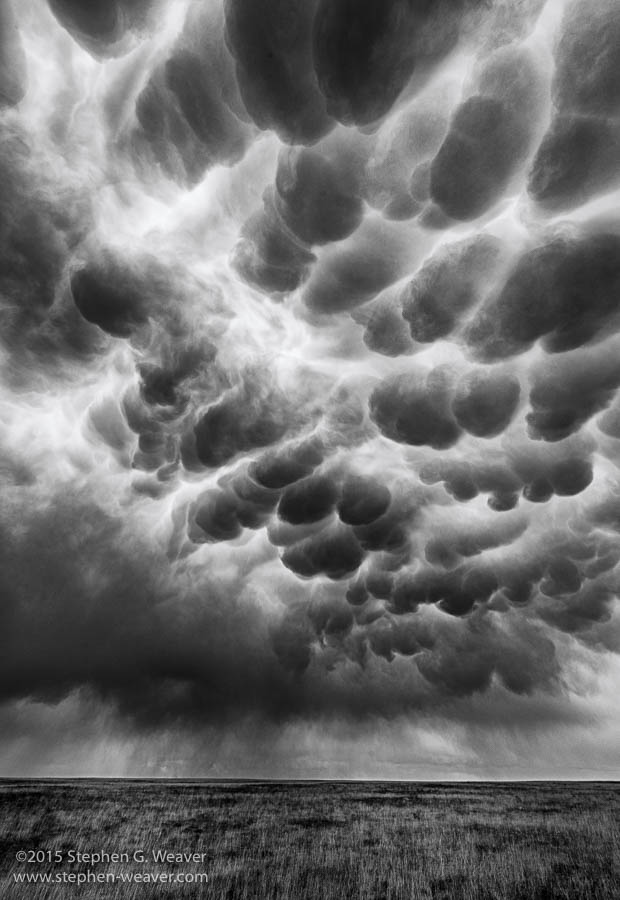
[0,781,618,899]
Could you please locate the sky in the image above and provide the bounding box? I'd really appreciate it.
[1,0,620,780]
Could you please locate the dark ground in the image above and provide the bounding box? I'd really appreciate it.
[0,780,618,899]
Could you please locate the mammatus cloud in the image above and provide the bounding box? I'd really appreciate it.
[1,0,620,778]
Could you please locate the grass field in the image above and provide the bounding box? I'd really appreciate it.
[0,780,618,899]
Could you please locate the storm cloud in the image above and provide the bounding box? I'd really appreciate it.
[1,0,620,779]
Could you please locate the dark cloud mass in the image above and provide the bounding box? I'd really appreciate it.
[48,0,159,56]
[338,476,391,527]
[527,347,620,441]
[528,115,620,212]
[282,525,366,580]
[232,202,317,294]
[430,44,545,220]
[401,234,504,343]
[527,0,620,211]
[466,232,620,360]
[313,0,464,127]
[300,217,412,313]
[370,367,461,449]
[71,254,152,338]
[277,474,338,525]
[452,369,521,438]
[132,6,251,186]
[191,377,295,468]
[275,148,363,246]
[1,0,620,778]
[224,0,331,144]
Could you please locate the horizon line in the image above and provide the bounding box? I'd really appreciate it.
[1,777,619,784]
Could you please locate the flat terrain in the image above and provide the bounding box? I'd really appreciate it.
[0,781,618,899]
